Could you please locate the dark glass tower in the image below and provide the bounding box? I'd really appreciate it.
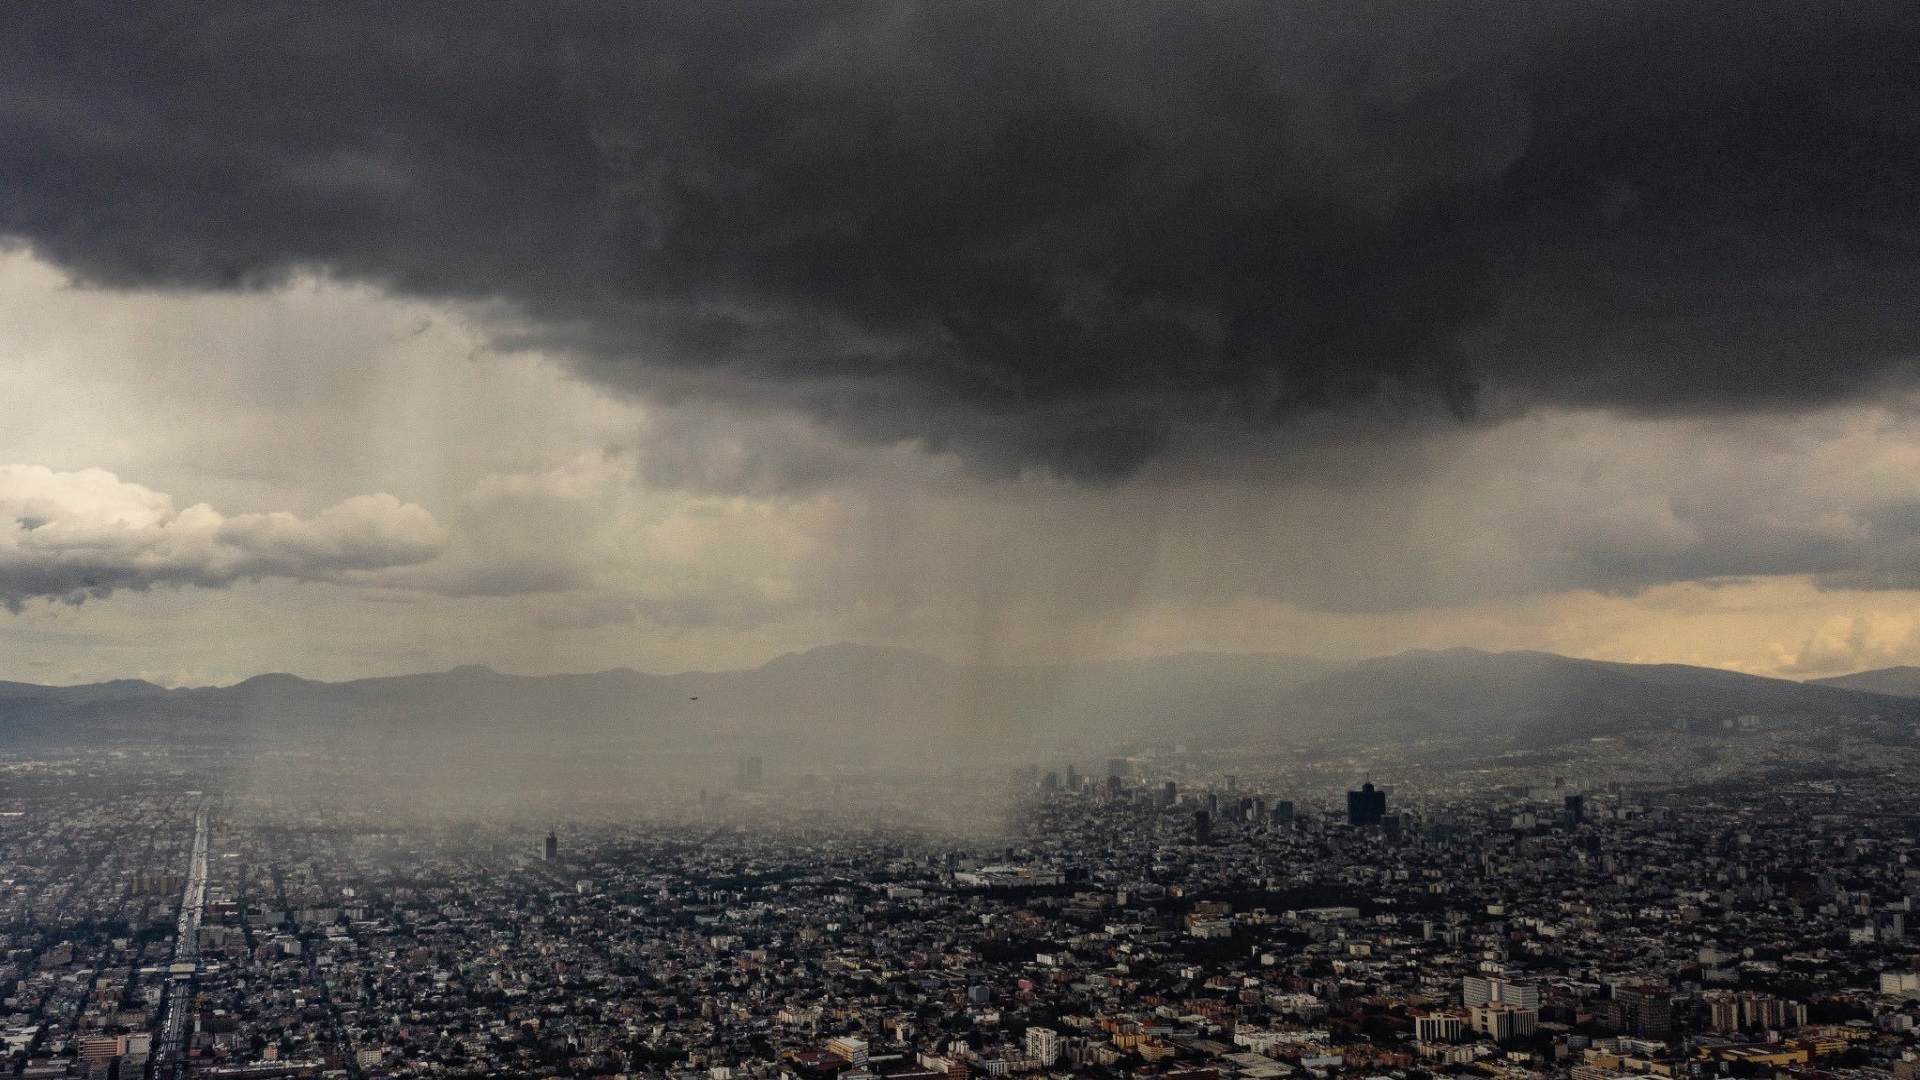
[1347,782,1386,827]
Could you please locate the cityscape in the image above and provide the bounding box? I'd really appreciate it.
[1,736,1918,1080]
[7,4,1920,1080]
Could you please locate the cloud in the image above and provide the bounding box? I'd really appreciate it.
[0,465,446,609]
[348,452,826,634]
[759,406,1920,624]
[1,3,1917,480]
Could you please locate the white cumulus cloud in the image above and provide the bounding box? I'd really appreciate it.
[0,465,446,610]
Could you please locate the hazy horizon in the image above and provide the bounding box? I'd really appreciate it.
[7,13,1920,1079]
[8,640,1920,692]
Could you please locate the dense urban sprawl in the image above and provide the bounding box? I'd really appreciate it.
[0,749,1917,1080]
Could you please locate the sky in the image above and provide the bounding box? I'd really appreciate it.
[4,2,1920,685]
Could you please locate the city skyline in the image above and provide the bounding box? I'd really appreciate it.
[7,8,1920,1080]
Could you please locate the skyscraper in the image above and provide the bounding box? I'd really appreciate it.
[544,831,557,862]
[1347,782,1386,827]
[1194,809,1212,844]
[736,755,764,789]
[1564,793,1584,825]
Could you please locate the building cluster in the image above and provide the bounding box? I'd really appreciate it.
[0,754,1915,1080]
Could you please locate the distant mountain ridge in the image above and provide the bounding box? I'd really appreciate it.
[0,645,1913,765]
[1274,648,1920,747]
[1810,666,1920,698]
[0,646,1335,762]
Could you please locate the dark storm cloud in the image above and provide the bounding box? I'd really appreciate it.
[2,1,1918,479]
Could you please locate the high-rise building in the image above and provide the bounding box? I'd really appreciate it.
[1414,1014,1467,1043]
[1607,985,1673,1037]
[1743,994,1804,1030]
[735,755,764,789]
[1272,800,1295,826]
[1193,810,1212,844]
[1471,1004,1538,1041]
[1106,775,1125,799]
[1162,781,1178,806]
[1025,1026,1061,1066]
[544,831,557,862]
[1708,995,1741,1034]
[1462,976,1492,1007]
[1705,992,1807,1032]
[1347,782,1386,827]
[1564,794,1584,825]
[1041,770,1060,793]
[1463,976,1539,1010]
[1882,971,1920,996]
[1064,765,1078,789]
[1501,981,1541,1010]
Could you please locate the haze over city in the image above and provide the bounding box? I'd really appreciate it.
[8,7,1920,1080]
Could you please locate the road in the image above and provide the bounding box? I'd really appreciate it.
[153,802,209,1079]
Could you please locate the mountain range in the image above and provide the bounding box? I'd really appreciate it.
[2,646,1919,769]
[1810,666,1920,698]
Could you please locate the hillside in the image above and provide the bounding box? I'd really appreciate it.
[0,646,1336,764]
[0,647,1912,771]
[1810,666,1920,698]
[1273,648,1920,746]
